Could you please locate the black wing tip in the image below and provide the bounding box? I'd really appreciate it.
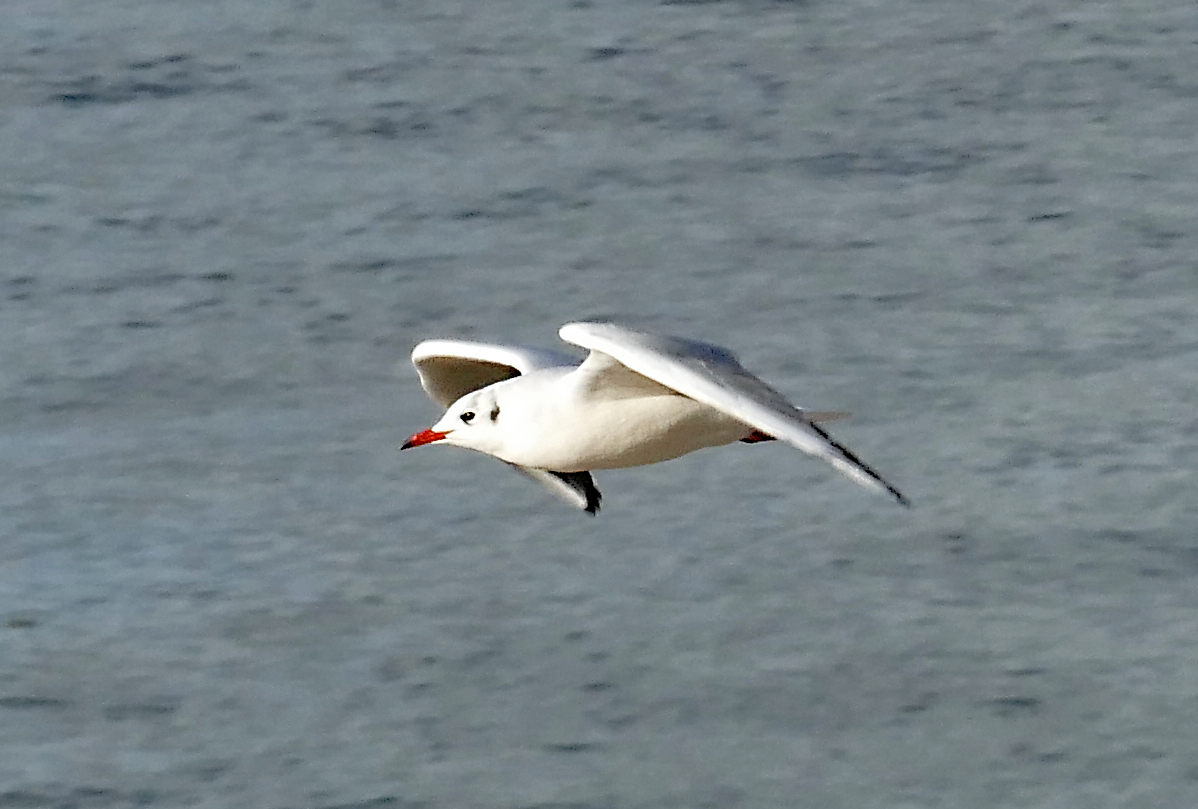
[584,484,602,515]
[547,470,603,516]
[805,420,909,508]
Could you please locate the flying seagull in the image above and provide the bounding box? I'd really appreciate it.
[402,321,907,514]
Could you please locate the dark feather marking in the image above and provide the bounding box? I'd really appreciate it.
[548,470,603,515]
[805,421,910,507]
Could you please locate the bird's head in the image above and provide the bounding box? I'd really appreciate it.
[401,388,506,456]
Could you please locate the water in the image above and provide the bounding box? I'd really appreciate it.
[2,0,1196,806]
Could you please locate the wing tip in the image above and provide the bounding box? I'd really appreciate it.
[582,477,603,515]
[806,421,909,508]
[544,469,603,516]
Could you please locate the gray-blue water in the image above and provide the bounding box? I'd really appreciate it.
[2,0,1196,806]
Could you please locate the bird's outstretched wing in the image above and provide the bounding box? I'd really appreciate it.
[411,339,578,407]
[559,321,907,505]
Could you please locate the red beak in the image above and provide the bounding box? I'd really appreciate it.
[401,428,450,450]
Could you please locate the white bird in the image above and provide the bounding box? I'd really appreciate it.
[401,321,907,514]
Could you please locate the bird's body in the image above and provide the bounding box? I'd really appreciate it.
[482,369,750,471]
[402,321,907,514]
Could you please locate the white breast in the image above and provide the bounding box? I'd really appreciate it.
[495,387,750,472]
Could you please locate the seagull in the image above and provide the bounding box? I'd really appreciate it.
[401,321,907,514]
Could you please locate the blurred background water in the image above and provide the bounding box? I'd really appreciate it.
[1,0,1196,806]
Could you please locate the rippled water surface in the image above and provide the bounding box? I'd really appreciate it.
[2,0,1196,806]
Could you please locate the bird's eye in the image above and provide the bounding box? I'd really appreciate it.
[460,411,476,423]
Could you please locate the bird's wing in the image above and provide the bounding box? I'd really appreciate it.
[559,322,907,505]
[411,339,578,408]
[505,465,602,515]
